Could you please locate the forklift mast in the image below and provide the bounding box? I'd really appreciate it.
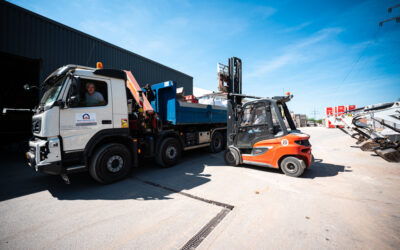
[218,57,243,103]
[218,57,244,146]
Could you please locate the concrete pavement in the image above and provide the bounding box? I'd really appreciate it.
[0,127,399,249]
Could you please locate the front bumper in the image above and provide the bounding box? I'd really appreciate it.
[26,154,63,175]
[26,137,63,175]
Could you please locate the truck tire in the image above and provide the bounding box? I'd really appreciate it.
[280,156,305,177]
[224,148,240,166]
[210,131,224,153]
[156,137,182,168]
[89,143,132,184]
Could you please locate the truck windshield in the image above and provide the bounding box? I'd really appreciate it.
[39,76,65,108]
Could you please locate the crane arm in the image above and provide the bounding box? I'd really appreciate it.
[124,70,154,116]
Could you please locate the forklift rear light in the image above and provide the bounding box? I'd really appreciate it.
[295,140,311,147]
[96,62,103,69]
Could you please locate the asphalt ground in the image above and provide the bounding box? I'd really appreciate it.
[0,127,399,249]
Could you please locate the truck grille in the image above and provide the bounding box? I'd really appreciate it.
[32,118,41,134]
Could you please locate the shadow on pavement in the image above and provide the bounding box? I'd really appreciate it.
[302,158,351,179]
[235,158,350,179]
[0,147,221,202]
[239,164,282,175]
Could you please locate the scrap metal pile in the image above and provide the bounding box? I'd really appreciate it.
[326,102,400,163]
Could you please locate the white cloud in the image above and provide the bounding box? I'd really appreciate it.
[247,53,298,77]
[293,28,342,49]
[281,22,312,33]
[247,27,343,78]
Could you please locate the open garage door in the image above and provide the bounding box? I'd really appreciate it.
[0,52,40,144]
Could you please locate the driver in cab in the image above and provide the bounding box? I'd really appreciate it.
[253,108,266,125]
[243,108,266,126]
[85,82,105,106]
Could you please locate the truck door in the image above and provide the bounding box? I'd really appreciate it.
[236,102,272,148]
[59,77,113,152]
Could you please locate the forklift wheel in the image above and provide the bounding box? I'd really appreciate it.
[280,156,305,177]
[224,148,240,166]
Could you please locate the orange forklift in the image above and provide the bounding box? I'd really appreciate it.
[218,57,313,177]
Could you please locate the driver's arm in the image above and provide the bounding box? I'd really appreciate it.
[96,92,105,105]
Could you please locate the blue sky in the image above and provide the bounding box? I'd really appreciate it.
[10,0,400,118]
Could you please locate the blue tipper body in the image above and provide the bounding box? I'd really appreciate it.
[149,81,227,125]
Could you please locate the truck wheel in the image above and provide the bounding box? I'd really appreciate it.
[280,156,305,177]
[89,143,132,184]
[156,137,181,168]
[210,131,224,153]
[224,148,240,166]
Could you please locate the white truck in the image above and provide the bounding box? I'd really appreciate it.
[26,64,227,183]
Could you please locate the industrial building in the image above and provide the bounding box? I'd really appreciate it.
[294,114,308,127]
[0,1,193,142]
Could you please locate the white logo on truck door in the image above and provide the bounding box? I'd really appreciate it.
[75,113,97,126]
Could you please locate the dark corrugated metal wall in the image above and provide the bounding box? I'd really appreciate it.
[0,1,193,94]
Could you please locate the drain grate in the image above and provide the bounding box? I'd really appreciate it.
[180,208,230,250]
[135,178,234,249]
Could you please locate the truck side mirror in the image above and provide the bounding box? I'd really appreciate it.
[67,95,79,107]
[23,84,38,91]
[71,76,81,93]
[66,76,81,108]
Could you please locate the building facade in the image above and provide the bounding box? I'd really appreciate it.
[0,1,193,142]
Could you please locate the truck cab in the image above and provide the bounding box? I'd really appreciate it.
[27,65,136,183]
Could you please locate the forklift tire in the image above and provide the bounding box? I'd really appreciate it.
[89,143,132,184]
[224,148,240,166]
[280,156,305,177]
[210,131,224,153]
[156,137,182,168]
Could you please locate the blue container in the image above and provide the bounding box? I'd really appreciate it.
[150,81,226,125]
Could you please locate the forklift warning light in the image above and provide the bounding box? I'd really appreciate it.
[286,92,290,96]
[96,62,103,69]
